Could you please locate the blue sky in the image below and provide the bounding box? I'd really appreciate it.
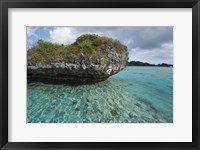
[27,26,173,64]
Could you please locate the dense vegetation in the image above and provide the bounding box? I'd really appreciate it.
[27,34,128,65]
[128,61,173,67]
[128,61,156,66]
[157,63,173,67]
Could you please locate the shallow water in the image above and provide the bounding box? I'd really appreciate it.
[27,66,173,123]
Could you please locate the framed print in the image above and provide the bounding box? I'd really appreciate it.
[0,0,200,149]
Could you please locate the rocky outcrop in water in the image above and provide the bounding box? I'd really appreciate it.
[27,34,129,82]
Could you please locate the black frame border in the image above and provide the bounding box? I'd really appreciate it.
[0,0,199,149]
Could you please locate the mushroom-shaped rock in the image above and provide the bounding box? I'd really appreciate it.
[27,34,129,82]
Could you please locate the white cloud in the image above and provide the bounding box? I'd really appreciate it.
[27,26,173,64]
[129,47,173,64]
[49,27,77,44]
[27,27,39,37]
[161,42,173,49]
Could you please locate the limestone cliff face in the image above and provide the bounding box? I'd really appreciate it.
[27,34,128,82]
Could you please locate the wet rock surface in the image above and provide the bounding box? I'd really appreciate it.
[28,56,127,82]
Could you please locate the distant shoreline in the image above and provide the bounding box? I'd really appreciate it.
[127,61,173,67]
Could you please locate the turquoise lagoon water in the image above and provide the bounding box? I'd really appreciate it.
[27,66,173,123]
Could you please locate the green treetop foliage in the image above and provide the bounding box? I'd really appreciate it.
[27,34,128,65]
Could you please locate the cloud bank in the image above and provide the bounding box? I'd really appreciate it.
[27,26,173,64]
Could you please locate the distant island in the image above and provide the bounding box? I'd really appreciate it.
[127,61,173,67]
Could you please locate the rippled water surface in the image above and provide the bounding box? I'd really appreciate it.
[27,66,173,123]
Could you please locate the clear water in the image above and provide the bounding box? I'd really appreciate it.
[27,66,173,123]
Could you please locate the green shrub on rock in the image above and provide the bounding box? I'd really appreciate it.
[27,34,129,65]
